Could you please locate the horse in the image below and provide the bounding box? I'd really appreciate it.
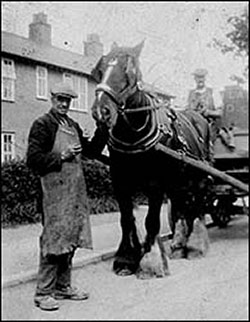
[91,41,213,278]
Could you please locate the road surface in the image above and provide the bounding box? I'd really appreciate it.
[1,214,248,320]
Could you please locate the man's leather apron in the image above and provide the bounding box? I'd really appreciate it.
[40,123,92,257]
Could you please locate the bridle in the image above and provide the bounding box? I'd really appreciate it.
[95,57,164,123]
[94,55,173,153]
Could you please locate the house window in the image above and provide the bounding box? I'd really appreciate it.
[1,132,15,163]
[36,66,48,99]
[79,76,88,112]
[63,73,88,112]
[1,58,16,102]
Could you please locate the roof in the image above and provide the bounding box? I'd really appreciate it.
[1,31,99,76]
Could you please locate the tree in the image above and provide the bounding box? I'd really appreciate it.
[212,6,248,81]
[213,6,248,57]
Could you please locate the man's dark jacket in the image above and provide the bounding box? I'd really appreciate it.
[27,108,109,176]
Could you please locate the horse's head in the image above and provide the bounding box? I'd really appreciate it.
[91,41,145,128]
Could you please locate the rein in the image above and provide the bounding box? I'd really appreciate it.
[96,80,139,107]
[118,103,162,114]
[108,92,170,153]
[96,82,164,115]
[117,94,169,133]
[96,80,163,134]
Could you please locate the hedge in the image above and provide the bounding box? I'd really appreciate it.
[1,158,147,228]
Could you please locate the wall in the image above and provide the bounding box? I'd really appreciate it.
[2,57,98,159]
[222,86,249,130]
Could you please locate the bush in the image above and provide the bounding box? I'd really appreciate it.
[82,159,119,214]
[1,158,120,227]
[1,158,151,228]
[1,159,42,227]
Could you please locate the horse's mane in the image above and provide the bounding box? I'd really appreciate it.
[124,86,158,109]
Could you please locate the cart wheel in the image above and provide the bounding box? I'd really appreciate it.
[211,198,232,228]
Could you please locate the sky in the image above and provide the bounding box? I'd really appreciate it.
[2,1,248,105]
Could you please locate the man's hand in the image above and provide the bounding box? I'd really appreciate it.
[61,144,82,161]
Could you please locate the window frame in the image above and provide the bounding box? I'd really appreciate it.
[36,65,48,100]
[1,132,15,163]
[1,58,16,102]
[63,72,88,112]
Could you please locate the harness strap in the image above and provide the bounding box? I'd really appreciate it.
[118,104,162,114]
[96,81,139,107]
[118,81,138,105]
[109,126,162,154]
[108,94,165,153]
[96,83,121,106]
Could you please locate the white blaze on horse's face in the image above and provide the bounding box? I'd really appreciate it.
[94,93,118,128]
[92,91,104,122]
[93,57,120,126]
[92,41,145,125]
[102,57,118,84]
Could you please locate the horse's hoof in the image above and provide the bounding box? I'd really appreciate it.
[136,266,169,279]
[186,218,209,259]
[137,242,170,279]
[169,248,186,259]
[115,267,134,276]
[186,248,204,260]
[136,268,165,279]
[136,269,154,280]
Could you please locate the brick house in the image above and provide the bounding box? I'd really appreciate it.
[1,12,103,162]
[221,85,249,130]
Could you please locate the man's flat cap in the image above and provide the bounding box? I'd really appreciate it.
[50,82,78,98]
[192,68,208,77]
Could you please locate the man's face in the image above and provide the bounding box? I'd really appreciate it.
[52,94,71,115]
[195,76,206,89]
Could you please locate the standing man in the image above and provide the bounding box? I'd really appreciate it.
[187,68,235,150]
[27,82,108,311]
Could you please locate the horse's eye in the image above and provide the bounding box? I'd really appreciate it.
[102,107,110,115]
[108,57,118,66]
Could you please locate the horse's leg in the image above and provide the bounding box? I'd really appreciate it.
[109,160,142,276]
[143,183,164,252]
[186,177,210,259]
[168,194,189,259]
[112,187,142,276]
[136,183,170,279]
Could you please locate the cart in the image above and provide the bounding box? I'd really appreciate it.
[208,128,249,227]
[155,127,249,229]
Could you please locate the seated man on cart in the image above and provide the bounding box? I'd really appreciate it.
[187,68,235,151]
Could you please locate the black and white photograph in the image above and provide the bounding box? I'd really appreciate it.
[1,1,248,320]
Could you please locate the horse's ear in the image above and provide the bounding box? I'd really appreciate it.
[111,41,119,51]
[133,40,145,57]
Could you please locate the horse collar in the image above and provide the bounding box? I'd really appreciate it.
[108,94,164,153]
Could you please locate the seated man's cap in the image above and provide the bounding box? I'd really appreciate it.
[50,82,78,98]
[192,68,208,77]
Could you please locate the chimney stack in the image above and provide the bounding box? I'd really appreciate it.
[29,12,51,45]
[84,34,103,58]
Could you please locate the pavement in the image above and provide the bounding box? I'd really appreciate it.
[2,197,247,290]
[1,204,171,289]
